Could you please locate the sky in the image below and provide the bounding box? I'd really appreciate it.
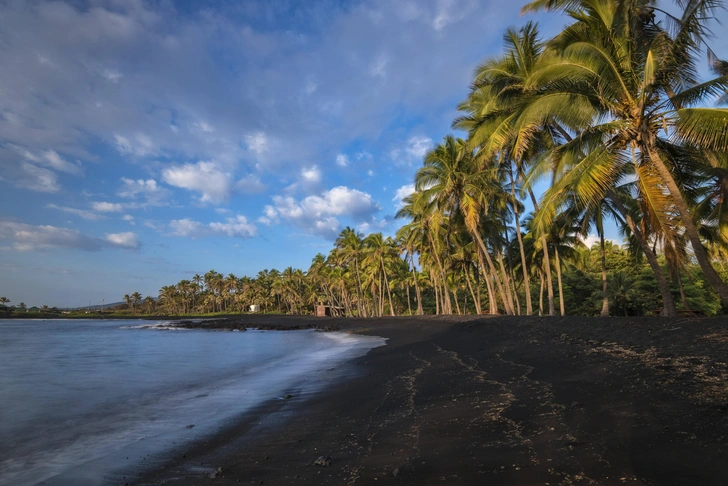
[1,0,727,307]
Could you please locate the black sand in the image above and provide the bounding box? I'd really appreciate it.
[130,315,728,485]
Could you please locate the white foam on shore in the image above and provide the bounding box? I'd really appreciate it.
[0,328,385,486]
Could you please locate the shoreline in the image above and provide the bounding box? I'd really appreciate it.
[130,314,728,485]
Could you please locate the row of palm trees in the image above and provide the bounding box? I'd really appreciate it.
[403,0,728,317]
[127,0,727,318]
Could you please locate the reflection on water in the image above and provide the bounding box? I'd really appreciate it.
[0,319,384,486]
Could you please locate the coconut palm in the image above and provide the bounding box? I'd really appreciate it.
[520,0,728,306]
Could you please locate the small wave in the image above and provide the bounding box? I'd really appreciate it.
[119,322,189,331]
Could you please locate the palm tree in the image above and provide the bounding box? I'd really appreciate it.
[454,22,559,315]
[0,297,9,306]
[521,0,728,307]
[335,227,367,317]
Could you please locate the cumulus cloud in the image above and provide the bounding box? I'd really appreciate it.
[245,132,269,155]
[92,202,124,212]
[235,174,267,194]
[392,183,415,208]
[46,204,105,221]
[162,161,232,204]
[105,232,139,249]
[168,215,257,238]
[580,234,621,248]
[335,154,349,167]
[0,221,139,251]
[261,186,381,239]
[117,177,168,206]
[390,136,434,165]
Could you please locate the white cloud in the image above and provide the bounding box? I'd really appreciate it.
[406,135,433,159]
[114,134,156,157]
[162,161,231,203]
[235,174,267,194]
[41,150,82,175]
[101,69,122,82]
[0,221,138,251]
[168,215,257,238]
[122,214,135,225]
[117,177,168,206]
[46,204,105,221]
[393,183,415,208]
[105,232,139,249]
[194,121,214,133]
[390,135,434,166]
[15,163,60,193]
[92,202,123,212]
[301,165,322,184]
[262,186,381,239]
[245,132,269,155]
[580,234,621,248]
[335,154,349,167]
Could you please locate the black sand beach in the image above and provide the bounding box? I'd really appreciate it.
[131,315,728,485]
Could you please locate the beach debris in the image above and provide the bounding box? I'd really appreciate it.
[392,467,400,477]
[209,467,222,478]
[313,456,332,467]
[186,424,195,429]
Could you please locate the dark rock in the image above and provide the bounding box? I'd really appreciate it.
[313,456,332,467]
[186,424,195,429]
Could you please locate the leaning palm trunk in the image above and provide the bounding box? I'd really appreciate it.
[464,266,482,314]
[510,166,532,314]
[473,231,513,314]
[427,231,452,314]
[609,194,677,317]
[600,230,609,317]
[553,245,565,316]
[410,259,424,315]
[646,146,728,307]
[523,182,556,315]
[381,259,395,316]
[496,249,517,315]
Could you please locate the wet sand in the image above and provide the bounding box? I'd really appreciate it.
[131,315,728,485]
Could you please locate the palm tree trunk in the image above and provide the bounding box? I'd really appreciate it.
[522,180,556,315]
[411,259,424,315]
[453,287,461,315]
[609,193,677,316]
[464,265,481,314]
[600,230,610,317]
[646,145,728,307]
[509,165,533,314]
[427,231,452,314]
[554,245,565,316]
[539,271,545,316]
[433,271,440,315]
[496,249,517,314]
[677,272,689,309]
[473,231,513,314]
[355,260,367,317]
[381,259,395,316]
[406,285,412,315]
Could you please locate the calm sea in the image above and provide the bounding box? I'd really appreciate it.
[0,319,384,485]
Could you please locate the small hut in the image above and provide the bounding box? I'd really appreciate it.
[249,304,260,313]
[315,305,344,317]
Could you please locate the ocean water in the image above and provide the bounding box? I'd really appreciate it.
[0,319,385,486]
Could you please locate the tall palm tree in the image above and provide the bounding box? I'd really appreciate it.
[521,0,728,306]
[454,22,559,315]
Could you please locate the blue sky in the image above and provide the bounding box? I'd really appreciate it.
[1,0,727,307]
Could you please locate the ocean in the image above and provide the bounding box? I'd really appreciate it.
[0,319,384,485]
